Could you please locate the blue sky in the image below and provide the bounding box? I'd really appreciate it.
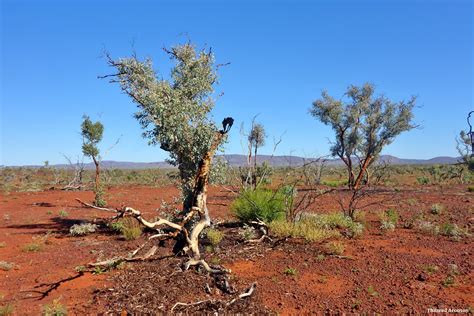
[1,0,472,166]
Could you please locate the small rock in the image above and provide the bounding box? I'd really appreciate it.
[416,273,428,281]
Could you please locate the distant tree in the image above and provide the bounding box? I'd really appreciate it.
[101,43,234,273]
[310,83,416,218]
[81,115,106,207]
[457,110,474,172]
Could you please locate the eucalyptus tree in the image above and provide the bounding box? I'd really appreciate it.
[93,43,234,274]
[81,115,106,206]
[310,83,416,217]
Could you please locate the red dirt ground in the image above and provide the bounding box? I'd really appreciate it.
[0,185,473,314]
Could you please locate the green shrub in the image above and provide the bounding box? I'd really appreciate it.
[379,209,398,232]
[58,210,69,217]
[120,218,142,240]
[439,223,468,241]
[416,176,429,185]
[206,228,224,246]
[467,186,474,193]
[231,188,285,223]
[283,267,297,276]
[42,298,67,316]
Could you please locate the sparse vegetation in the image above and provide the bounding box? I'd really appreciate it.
[22,243,42,252]
[206,228,224,247]
[324,241,345,255]
[0,303,14,316]
[58,210,69,218]
[69,223,98,236]
[0,262,13,271]
[283,267,297,276]
[379,209,398,232]
[42,298,68,316]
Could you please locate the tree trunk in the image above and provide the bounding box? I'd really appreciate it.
[92,156,100,192]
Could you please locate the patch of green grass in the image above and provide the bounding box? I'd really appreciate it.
[42,298,67,316]
[92,266,106,275]
[316,254,325,261]
[206,228,224,246]
[22,243,42,252]
[58,210,69,218]
[467,186,474,193]
[283,267,297,276]
[0,262,13,271]
[46,210,53,215]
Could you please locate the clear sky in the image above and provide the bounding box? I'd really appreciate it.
[1,0,472,166]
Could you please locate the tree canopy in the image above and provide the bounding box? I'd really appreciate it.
[105,43,224,200]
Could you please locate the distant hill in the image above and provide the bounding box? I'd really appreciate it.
[2,154,461,170]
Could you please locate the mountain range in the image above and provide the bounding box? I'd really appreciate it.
[2,155,461,170]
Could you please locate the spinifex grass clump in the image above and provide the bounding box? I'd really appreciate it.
[269,212,364,242]
[231,188,286,223]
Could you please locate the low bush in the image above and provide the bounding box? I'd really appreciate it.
[120,218,142,240]
[324,241,345,255]
[439,223,468,241]
[42,298,67,316]
[22,243,42,252]
[379,209,398,233]
[0,262,13,271]
[468,186,474,193]
[269,212,363,242]
[206,228,224,246]
[231,188,285,223]
[69,223,98,236]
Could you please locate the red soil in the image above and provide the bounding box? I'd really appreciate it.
[0,185,472,314]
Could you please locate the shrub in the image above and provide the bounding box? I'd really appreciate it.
[58,210,69,217]
[283,267,297,276]
[367,285,379,297]
[238,225,256,240]
[379,209,398,232]
[42,298,67,316]
[69,223,98,236]
[416,176,429,185]
[417,220,440,235]
[269,212,363,242]
[231,188,285,223]
[468,186,474,192]
[119,218,142,240]
[439,223,468,241]
[206,229,224,246]
[22,243,42,252]
[324,241,345,255]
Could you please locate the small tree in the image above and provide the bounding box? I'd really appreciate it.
[81,115,106,207]
[310,83,416,217]
[100,43,234,272]
[248,122,266,188]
